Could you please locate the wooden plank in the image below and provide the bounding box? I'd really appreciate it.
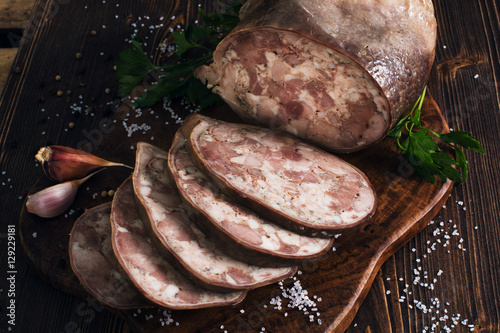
[0,48,17,94]
[0,0,35,29]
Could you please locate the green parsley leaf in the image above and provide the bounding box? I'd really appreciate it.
[454,147,468,181]
[115,39,157,97]
[438,131,485,154]
[115,2,241,109]
[387,87,485,183]
[404,134,441,183]
[173,25,216,59]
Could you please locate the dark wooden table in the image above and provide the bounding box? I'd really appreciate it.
[0,1,499,332]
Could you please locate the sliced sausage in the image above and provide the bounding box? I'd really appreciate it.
[110,178,246,309]
[133,142,297,291]
[69,203,149,309]
[195,0,437,152]
[181,114,377,236]
[168,129,334,264]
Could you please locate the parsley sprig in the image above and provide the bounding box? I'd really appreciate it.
[115,2,242,108]
[386,86,485,183]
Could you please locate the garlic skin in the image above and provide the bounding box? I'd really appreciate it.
[26,181,79,218]
[26,170,103,219]
[35,145,131,182]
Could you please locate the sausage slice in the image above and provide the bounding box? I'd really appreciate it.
[110,178,246,309]
[69,203,149,309]
[181,114,377,236]
[133,142,297,291]
[168,129,334,264]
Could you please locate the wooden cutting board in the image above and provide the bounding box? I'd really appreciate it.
[19,94,453,333]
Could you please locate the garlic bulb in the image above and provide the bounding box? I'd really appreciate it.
[26,170,102,218]
[35,145,132,182]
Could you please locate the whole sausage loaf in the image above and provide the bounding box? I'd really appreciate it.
[195,0,437,152]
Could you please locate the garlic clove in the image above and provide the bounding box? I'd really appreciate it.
[26,169,103,219]
[35,145,132,182]
[26,181,79,219]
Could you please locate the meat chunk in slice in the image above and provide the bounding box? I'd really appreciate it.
[133,142,297,291]
[181,114,377,236]
[69,202,149,309]
[197,29,390,153]
[168,129,334,264]
[111,178,246,309]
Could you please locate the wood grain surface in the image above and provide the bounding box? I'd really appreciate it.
[0,0,35,29]
[0,48,18,94]
[0,0,35,94]
[1,0,499,332]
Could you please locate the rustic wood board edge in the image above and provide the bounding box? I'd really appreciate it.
[325,95,454,332]
[330,180,453,333]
